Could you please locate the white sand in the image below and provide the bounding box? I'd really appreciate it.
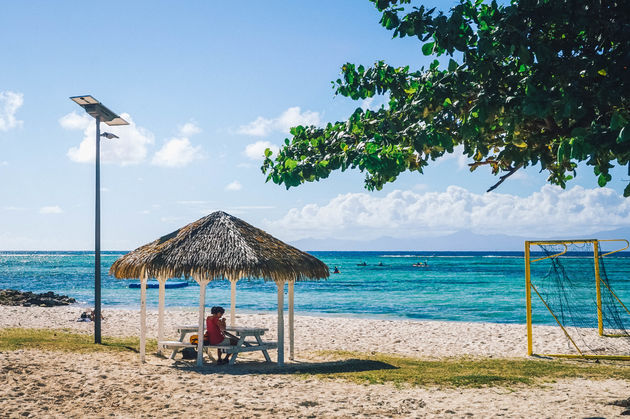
[1,305,630,418]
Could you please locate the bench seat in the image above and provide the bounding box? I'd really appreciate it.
[159,340,196,348]
[160,339,278,362]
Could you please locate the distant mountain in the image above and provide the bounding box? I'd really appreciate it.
[290,227,630,252]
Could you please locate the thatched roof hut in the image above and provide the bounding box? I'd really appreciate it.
[110,211,329,366]
[109,211,329,282]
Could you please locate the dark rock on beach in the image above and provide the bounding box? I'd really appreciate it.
[0,289,76,307]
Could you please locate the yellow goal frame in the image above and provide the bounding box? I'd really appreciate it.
[525,239,630,360]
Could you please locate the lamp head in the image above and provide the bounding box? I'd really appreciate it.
[101,132,119,139]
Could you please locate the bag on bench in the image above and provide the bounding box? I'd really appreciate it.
[224,331,239,346]
[181,347,197,360]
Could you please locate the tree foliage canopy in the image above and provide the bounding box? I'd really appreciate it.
[262,0,630,195]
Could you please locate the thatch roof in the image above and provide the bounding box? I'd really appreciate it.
[109,211,329,282]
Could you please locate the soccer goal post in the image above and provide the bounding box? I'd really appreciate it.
[525,239,630,360]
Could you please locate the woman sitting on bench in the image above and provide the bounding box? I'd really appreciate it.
[205,306,238,364]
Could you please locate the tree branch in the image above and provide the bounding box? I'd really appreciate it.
[486,164,523,193]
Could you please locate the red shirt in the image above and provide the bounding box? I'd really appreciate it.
[205,316,225,345]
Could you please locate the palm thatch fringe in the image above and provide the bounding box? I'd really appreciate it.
[109,211,329,282]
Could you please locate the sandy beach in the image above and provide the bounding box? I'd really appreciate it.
[2,305,630,418]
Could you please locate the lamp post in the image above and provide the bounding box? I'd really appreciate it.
[70,95,128,344]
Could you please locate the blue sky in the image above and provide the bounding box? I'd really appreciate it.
[1,0,629,250]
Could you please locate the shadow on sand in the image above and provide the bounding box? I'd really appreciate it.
[169,357,397,376]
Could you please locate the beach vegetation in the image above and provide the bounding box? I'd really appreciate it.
[308,351,630,388]
[262,0,630,195]
[0,328,157,353]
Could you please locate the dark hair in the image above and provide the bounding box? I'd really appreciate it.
[210,306,225,315]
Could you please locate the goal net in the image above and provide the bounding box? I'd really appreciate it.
[525,239,630,359]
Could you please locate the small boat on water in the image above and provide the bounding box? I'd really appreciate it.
[129,280,189,289]
[412,262,429,267]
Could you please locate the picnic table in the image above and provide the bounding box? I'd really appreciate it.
[160,325,277,365]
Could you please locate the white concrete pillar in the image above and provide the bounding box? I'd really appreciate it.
[230,279,237,327]
[195,277,208,367]
[140,274,148,363]
[288,280,295,361]
[157,274,166,355]
[276,280,285,366]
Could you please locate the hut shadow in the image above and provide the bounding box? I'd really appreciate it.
[172,358,397,376]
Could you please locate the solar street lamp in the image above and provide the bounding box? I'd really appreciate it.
[70,95,128,344]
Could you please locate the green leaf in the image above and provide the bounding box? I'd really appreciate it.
[610,112,628,130]
[624,184,630,198]
[448,59,458,72]
[264,148,273,158]
[617,127,630,144]
[512,138,527,148]
[597,69,607,76]
[557,142,568,162]
[366,142,379,154]
[422,42,435,56]
[404,86,418,94]
[518,45,531,65]
[571,127,588,139]
[284,159,297,170]
[290,125,305,136]
[376,0,390,11]
[569,138,583,159]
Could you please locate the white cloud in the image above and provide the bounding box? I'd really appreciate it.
[360,94,389,111]
[244,140,279,161]
[152,137,203,167]
[0,91,24,131]
[436,144,469,170]
[265,185,630,241]
[178,121,201,137]
[237,106,321,137]
[62,112,155,165]
[59,112,89,130]
[225,180,242,191]
[0,161,8,166]
[151,120,203,168]
[239,116,273,137]
[40,206,63,214]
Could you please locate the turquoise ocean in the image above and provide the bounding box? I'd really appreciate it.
[1,250,629,326]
